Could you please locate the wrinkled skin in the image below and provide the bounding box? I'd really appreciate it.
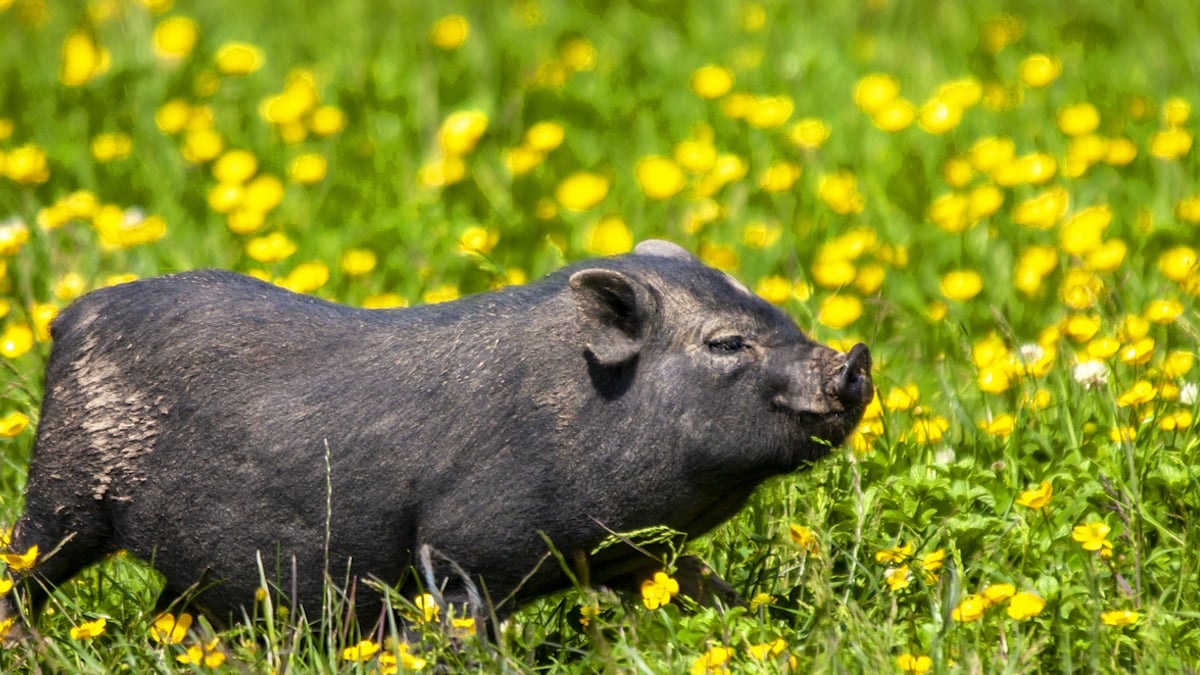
[1,240,872,633]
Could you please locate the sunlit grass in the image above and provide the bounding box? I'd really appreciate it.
[1,0,1198,672]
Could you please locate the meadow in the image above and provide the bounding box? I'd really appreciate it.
[1,0,1198,672]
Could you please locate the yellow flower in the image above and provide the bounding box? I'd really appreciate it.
[817,295,862,329]
[690,65,734,99]
[940,270,983,301]
[0,411,29,437]
[982,583,1016,607]
[674,138,716,173]
[1086,240,1127,272]
[176,638,226,668]
[970,136,1016,171]
[1019,54,1062,88]
[585,216,633,256]
[1060,205,1112,256]
[1163,96,1191,126]
[215,42,264,75]
[153,16,199,60]
[0,617,15,641]
[871,98,917,132]
[1100,609,1140,627]
[1163,351,1195,378]
[641,571,679,610]
[0,577,12,595]
[182,128,224,163]
[450,617,476,637]
[31,303,57,341]
[1072,521,1111,551]
[789,117,832,148]
[60,30,106,87]
[789,523,819,554]
[559,36,596,71]
[246,232,296,263]
[919,549,945,582]
[279,262,330,294]
[1158,246,1197,282]
[918,98,964,134]
[977,363,1012,394]
[69,617,107,640]
[884,564,911,591]
[1116,380,1156,407]
[429,14,469,50]
[758,161,802,193]
[310,106,346,137]
[244,175,285,213]
[5,145,51,184]
[748,638,787,661]
[380,645,428,672]
[1150,127,1193,159]
[755,276,793,305]
[417,155,466,188]
[341,639,380,662]
[748,592,776,611]
[457,226,497,255]
[854,73,900,114]
[690,645,733,675]
[1,323,34,359]
[414,592,440,623]
[213,149,259,184]
[928,193,969,233]
[289,153,328,185]
[635,156,685,199]
[90,132,132,163]
[875,542,913,564]
[94,209,167,251]
[1058,102,1101,136]
[1119,337,1155,366]
[1016,481,1052,509]
[556,172,610,211]
[339,249,376,276]
[505,146,544,175]
[938,78,983,108]
[156,99,192,135]
[952,594,986,622]
[438,110,489,156]
[363,293,407,309]
[1160,410,1193,431]
[1144,298,1183,324]
[818,172,865,215]
[1007,592,1046,620]
[741,221,782,249]
[897,653,933,674]
[525,121,564,152]
[424,285,459,304]
[148,612,192,645]
[747,95,793,129]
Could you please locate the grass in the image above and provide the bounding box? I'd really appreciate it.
[1,0,1198,672]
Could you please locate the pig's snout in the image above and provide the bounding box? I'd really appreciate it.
[834,342,874,407]
[768,342,873,416]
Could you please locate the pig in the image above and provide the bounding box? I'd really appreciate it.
[1,239,871,634]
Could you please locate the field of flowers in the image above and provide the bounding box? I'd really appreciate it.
[1,0,1197,672]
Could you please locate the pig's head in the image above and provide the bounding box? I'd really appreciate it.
[569,240,873,476]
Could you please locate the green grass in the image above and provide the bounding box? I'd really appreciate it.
[1,0,1199,672]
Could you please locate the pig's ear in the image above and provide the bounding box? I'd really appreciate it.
[569,268,656,366]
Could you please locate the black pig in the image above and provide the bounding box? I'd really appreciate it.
[2,240,871,631]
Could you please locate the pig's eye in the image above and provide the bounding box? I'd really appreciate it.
[707,335,748,353]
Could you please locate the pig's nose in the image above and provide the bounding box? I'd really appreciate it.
[835,343,873,406]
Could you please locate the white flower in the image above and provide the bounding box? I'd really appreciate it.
[1019,343,1044,364]
[1073,360,1109,389]
[1180,382,1198,406]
